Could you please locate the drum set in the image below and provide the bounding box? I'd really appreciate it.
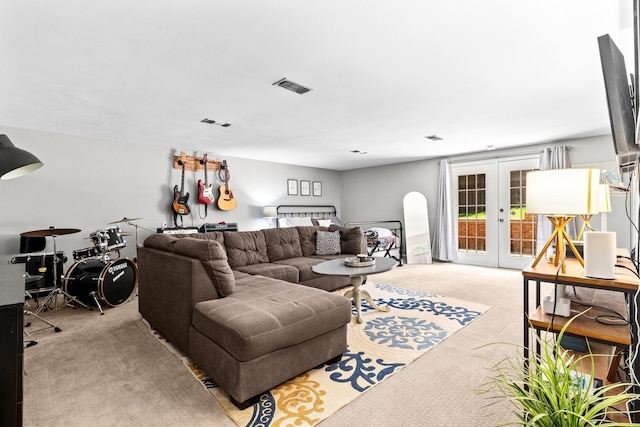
[19,218,140,316]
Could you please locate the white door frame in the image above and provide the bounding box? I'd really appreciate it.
[451,155,539,268]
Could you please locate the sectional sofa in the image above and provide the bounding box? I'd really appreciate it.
[137,225,366,408]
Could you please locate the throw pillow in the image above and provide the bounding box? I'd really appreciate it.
[315,230,342,255]
[329,224,365,254]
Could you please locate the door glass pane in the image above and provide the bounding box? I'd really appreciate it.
[509,169,537,257]
[458,173,486,254]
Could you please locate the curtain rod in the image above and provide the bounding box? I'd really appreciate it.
[447,145,572,165]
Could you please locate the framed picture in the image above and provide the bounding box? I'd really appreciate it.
[287,179,298,195]
[313,181,322,196]
[300,180,311,196]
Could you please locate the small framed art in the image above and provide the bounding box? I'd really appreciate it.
[313,181,322,196]
[300,180,311,196]
[287,179,298,195]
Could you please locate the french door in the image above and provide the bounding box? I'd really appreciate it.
[451,156,539,269]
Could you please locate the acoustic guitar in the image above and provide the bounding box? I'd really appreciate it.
[197,153,215,205]
[172,152,191,225]
[217,160,237,211]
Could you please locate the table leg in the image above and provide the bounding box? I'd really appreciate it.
[344,275,390,323]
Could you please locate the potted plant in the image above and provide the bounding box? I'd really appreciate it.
[481,315,640,426]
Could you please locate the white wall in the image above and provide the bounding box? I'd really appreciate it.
[0,126,342,261]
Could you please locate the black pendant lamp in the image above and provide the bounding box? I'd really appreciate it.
[0,134,43,180]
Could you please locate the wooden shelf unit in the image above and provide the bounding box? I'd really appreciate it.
[522,252,639,422]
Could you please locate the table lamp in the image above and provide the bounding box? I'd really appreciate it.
[526,168,600,269]
[263,206,278,228]
[576,183,611,240]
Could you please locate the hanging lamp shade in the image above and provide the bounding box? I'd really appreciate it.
[0,134,44,180]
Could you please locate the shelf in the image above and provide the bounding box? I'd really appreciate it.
[529,287,631,346]
[172,154,221,172]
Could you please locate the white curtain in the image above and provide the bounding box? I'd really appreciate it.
[432,159,458,261]
[535,145,574,253]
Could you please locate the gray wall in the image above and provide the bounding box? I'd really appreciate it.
[1,125,634,266]
[0,126,341,261]
[340,134,634,252]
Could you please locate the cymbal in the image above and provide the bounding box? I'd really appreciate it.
[109,217,142,224]
[21,227,81,237]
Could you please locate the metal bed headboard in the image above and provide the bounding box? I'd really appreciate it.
[276,205,337,222]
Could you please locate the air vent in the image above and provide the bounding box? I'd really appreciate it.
[201,118,231,127]
[272,78,313,94]
[425,135,442,141]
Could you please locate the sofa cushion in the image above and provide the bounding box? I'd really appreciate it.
[296,226,328,257]
[143,233,179,252]
[191,277,352,361]
[273,257,324,282]
[232,263,299,283]
[173,238,236,296]
[329,224,366,254]
[315,230,341,255]
[175,231,225,245]
[262,227,303,262]
[223,231,269,268]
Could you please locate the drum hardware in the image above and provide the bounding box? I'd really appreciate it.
[20,227,90,315]
[90,226,126,253]
[109,217,142,224]
[107,216,151,247]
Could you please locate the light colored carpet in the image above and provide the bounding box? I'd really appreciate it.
[23,262,525,426]
[149,283,490,427]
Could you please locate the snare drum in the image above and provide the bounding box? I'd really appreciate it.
[90,226,126,253]
[72,247,99,261]
[63,258,137,307]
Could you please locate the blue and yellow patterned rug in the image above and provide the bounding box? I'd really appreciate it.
[151,283,489,427]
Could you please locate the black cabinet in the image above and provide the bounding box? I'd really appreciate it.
[0,303,23,426]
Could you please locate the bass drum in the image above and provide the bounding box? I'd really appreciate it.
[64,258,137,307]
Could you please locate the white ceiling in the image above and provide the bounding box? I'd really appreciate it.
[0,1,634,171]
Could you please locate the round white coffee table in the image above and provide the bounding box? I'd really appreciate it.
[312,257,398,323]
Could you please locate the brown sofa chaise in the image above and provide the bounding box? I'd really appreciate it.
[137,225,366,408]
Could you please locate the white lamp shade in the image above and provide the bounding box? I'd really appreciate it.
[526,168,600,215]
[598,184,611,213]
[263,206,277,218]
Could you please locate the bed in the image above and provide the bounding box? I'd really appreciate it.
[276,205,341,228]
[275,205,404,265]
[344,220,404,265]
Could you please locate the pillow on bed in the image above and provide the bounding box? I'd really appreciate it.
[316,219,332,227]
[367,227,394,238]
[315,230,341,255]
[285,217,314,227]
[277,218,289,228]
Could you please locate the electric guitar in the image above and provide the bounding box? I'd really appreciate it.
[197,153,214,205]
[172,152,191,225]
[217,160,237,211]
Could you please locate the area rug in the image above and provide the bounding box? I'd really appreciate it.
[147,283,490,427]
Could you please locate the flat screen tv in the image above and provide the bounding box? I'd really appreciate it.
[598,33,640,173]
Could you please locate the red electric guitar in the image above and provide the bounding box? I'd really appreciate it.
[172,152,191,226]
[217,160,237,211]
[197,153,215,205]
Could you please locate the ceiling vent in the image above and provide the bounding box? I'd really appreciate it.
[272,78,312,94]
[425,135,442,141]
[201,118,231,127]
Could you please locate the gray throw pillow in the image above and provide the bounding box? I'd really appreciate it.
[315,230,341,255]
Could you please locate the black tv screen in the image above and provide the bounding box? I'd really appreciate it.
[598,33,640,172]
